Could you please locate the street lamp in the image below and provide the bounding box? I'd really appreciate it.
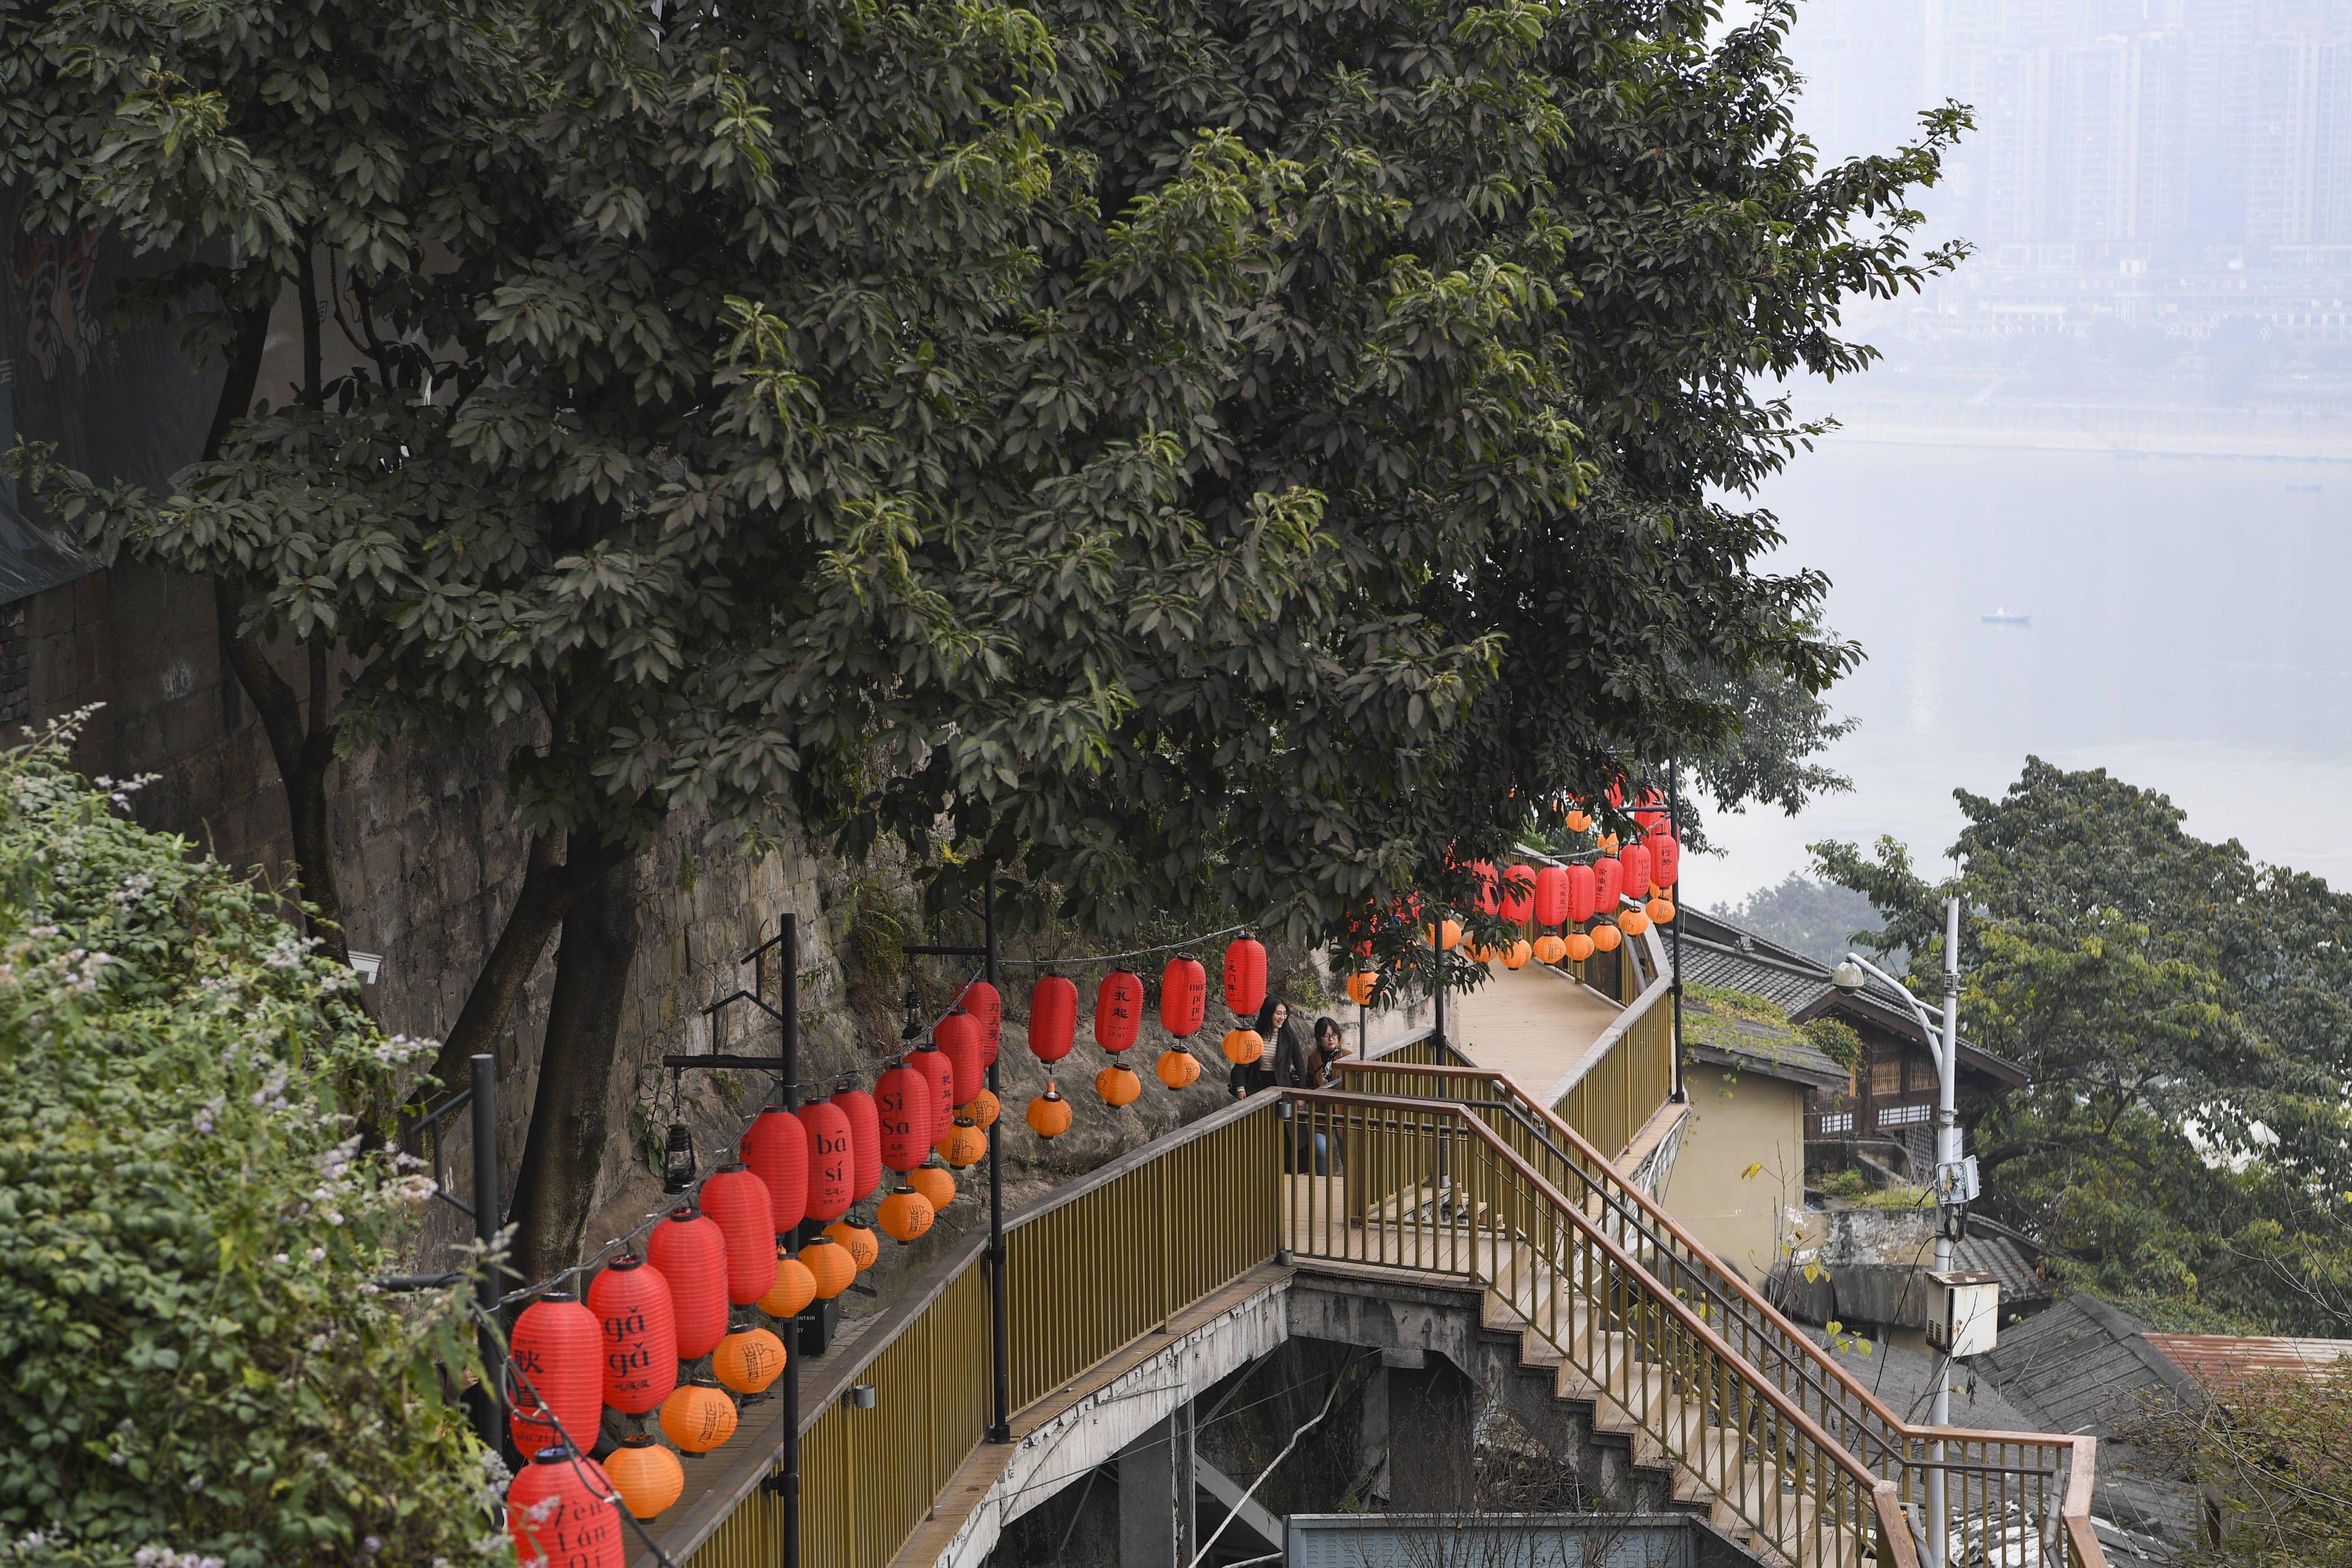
[1831,894,1964,1568]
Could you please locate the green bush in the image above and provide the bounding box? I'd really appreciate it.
[1799,1017,1862,1072]
[0,730,504,1567]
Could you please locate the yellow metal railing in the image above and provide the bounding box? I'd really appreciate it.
[682,1096,1281,1568]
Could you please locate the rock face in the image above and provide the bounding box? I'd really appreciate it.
[1775,1208,1939,1330]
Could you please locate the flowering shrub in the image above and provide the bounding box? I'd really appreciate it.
[0,728,509,1566]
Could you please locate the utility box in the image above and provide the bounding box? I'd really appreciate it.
[1926,1271,2000,1358]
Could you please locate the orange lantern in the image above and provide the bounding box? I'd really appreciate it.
[714,1325,786,1396]
[909,1165,956,1212]
[1619,909,1650,937]
[1026,1085,1072,1139]
[1565,806,1592,833]
[1591,922,1623,953]
[1160,954,1207,1037]
[1345,971,1378,1007]
[1563,931,1596,962]
[1647,897,1675,925]
[823,1218,878,1272]
[758,1249,816,1319]
[938,1115,987,1168]
[958,1087,1001,1130]
[1425,918,1462,950]
[799,1238,855,1300]
[1502,940,1532,970]
[1096,1063,1142,1107]
[1155,1048,1201,1089]
[877,1184,936,1242]
[659,1378,739,1455]
[1532,934,1566,965]
[1221,1028,1264,1065]
[606,1434,685,1520]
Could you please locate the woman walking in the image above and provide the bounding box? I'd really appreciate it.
[1229,995,1307,1098]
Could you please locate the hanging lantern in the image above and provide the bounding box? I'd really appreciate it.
[797,1100,854,1223]
[1095,1062,1142,1107]
[1221,1028,1264,1065]
[1345,971,1378,1007]
[1634,791,1668,836]
[661,1120,697,1195]
[910,1042,954,1144]
[739,1105,808,1235]
[876,1065,931,1173]
[1621,844,1652,902]
[647,1205,729,1360]
[1532,934,1567,965]
[1424,918,1462,950]
[697,1165,779,1307]
[1502,940,1532,971]
[589,1255,677,1416]
[1160,954,1207,1037]
[1026,1085,1072,1139]
[1222,937,1268,1017]
[606,1434,685,1520]
[1155,1047,1202,1089]
[1498,865,1536,925]
[937,1010,985,1106]
[1565,807,1592,834]
[938,1115,988,1168]
[958,979,1003,1066]
[759,1247,817,1319]
[1470,860,1500,917]
[507,1447,626,1568]
[1563,930,1596,962]
[908,1165,956,1212]
[878,1184,936,1242]
[1567,863,1597,924]
[714,1325,787,1396]
[507,1293,602,1456]
[659,1377,739,1455]
[799,1238,855,1301]
[1094,970,1143,1052]
[1029,973,1078,1062]
[959,1087,1000,1130]
[831,1081,882,1204]
[1534,865,1570,929]
[1598,832,1620,854]
[1619,908,1651,938]
[1591,922,1623,953]
[1653,833,1681,890]
[1593,855,1623,914]
[824,1218,878,1272]
[1647,897,1676,925]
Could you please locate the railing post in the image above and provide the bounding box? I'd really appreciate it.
[984,872,1011,1444]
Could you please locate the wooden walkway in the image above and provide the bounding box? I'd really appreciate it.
[1442,961,1623,1102]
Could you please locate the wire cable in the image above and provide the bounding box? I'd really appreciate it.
[995,923,1250,969]
[496,1356,680,1568]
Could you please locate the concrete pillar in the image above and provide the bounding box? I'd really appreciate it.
[1387,1358,1475,1512]
[1118,1406,1195,1568]
[1355,1356,1390,1503]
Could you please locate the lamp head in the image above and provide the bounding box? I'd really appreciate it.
[1829,957,1870,995]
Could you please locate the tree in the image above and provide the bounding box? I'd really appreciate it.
[2137,1362,2352,1568]
[0,727,494,1567]
[1814,760,2352,1332]
[11,0,1961,1281]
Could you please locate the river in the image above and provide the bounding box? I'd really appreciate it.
[1702,439,2352,905]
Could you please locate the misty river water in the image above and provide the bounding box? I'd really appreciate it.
[1702,439,2352,906]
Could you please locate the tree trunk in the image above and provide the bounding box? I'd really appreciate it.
[507,847,643,1283]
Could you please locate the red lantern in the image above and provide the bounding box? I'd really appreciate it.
[1593,855,1624,914]
[1029,974,1078,1062]
[831,1082,881,1203]
[1567,863,1597,924]
[1222,937,1267,1017]
[797,1101,853,1223]
[647,1205,729,1360]
[1653,833,1681,889]
[1095,970,1143,1052]
[876,1065,930,1172]
[739,1106,808,1235]
[1534,865,1570,928]
[588,1255,676,1416]
[1498,864,1536,925]
[1160,954,1207,1037]
[508,1448,626,1568]
[958,979,1003,1066]
[1620,844,1652,902]
[910,1042,954,1143]
[936,1011,985,1106]
[697,1165,779,1306]
[1470,859,1500,917]
[507,1293,602,1456]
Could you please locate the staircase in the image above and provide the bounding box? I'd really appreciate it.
[1292,1077,2110,1568]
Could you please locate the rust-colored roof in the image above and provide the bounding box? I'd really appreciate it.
[2142,1333,2352,1395]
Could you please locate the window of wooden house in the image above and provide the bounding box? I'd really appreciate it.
[1906,1055,1937,1094]
[1869,1054,1902,1097]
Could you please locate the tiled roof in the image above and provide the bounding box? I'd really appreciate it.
[2143,1333,2352,1395]
[1676,977,1850,1090]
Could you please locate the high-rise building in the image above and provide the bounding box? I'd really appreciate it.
[2246,22,2327,242]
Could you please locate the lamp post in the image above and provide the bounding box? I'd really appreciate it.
[1830,893,1962,1568]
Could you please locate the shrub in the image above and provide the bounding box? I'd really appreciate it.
[0,729,504,1567]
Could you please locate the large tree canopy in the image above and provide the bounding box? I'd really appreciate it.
[1817,760,2352,1334]
[8,0,1957,1276]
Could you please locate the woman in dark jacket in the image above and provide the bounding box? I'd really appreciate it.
[1228,995,1303,1098]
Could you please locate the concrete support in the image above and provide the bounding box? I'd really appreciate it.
[1355,1354,1390,1503]
[1386,1358,1476,1512]
[1117,1409,1195,1568]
